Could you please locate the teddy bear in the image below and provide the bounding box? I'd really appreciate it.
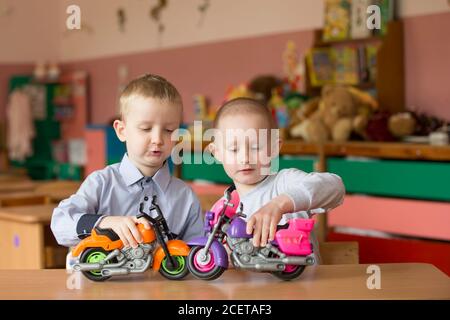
[289,85,378,143]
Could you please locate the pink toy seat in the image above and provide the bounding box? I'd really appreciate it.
[289,218,315,232]
[275,218,314,256]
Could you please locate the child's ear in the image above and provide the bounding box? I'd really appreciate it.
[113,119,126,142]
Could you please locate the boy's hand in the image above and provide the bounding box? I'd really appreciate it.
[246,194,294,247]
[98,216,152,248]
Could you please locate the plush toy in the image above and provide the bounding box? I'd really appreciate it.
[366,111,395,142]
[388,112,416,138]
[289,85,378,143]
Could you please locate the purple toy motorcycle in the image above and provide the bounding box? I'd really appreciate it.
[187,185,317,281]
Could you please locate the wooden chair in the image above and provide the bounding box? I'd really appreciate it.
[320,241,359,265]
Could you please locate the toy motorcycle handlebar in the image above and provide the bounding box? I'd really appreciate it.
[137,202,157,224]
[136,195,164,225]
[222,184,237,211]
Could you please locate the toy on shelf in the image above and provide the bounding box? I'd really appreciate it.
[289,84,378,143]
[223,83,254,103]
[71,195,191,281]
[187,186,317,281]
[386,111,448,144]
[248,75,281,104]
[323,0,351,42]
[268,88,289,139]
[187,94,216,142]
[282,41,305,93]
[193,94,209,121]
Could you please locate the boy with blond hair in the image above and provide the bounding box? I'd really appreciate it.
[51,74,203,248]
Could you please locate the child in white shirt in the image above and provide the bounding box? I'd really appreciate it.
[208,97,345,263]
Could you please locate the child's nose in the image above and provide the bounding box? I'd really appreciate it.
[150,129,163,145]
[239,148,250,164]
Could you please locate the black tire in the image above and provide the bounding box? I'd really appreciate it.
[272,265,306,281]
[159,255,189,280]
[79,248,114,282]
[187,246,226,281]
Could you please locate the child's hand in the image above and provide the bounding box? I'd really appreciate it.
[98,216,152,248]
[245,194,294,247]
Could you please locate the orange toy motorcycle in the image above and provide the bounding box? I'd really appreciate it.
[71,195,190,281]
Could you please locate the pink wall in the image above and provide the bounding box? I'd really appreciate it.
[61,29,314,124]
[2,12,450,125]
[404,12,450,121]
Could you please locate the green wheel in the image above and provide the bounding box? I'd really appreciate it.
[79,248,112,282]
[159,255,189,280]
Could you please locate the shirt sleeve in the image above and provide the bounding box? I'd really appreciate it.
[178,193,204,241]
[277,168,345,213]
[50,172,104,247]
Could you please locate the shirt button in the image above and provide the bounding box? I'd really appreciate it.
[144,196,149,201]
[146,178,151,183]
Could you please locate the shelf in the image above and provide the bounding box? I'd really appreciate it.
[309,82,376,92]
[314,34,384,48]
[282,140,450,162]
[187,139,450,162]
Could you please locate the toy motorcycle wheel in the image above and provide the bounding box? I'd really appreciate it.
[272,264,306,281]
[187,246,226,281]
[80,248,115,282]
[159,255,189,280]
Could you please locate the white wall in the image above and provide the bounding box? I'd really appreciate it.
[0,0,448,63]
[57,0,324,62]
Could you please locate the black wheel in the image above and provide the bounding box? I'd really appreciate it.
[187,246,226,281]
[271,264,306,281]
[79,248,114,282]
[159,255,189,280]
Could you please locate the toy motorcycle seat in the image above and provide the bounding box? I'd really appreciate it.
[95,227,120,241]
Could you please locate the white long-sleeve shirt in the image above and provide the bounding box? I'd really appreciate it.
[239,168,345,264]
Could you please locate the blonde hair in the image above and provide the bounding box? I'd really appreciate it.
[119,74,182,119]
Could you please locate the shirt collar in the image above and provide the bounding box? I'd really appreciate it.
[119,153,171,191]
[119,153,144,187]
[152,160,171,192]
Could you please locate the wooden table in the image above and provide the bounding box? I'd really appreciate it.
[33,180,81,203]
[0,263,448,299]
[0,204,66,269]
[0,180,36,193]
[0,181,80,205]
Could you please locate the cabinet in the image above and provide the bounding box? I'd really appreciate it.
[306,20,404,112]
[8,72,89,180]
[179,140,450,275]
